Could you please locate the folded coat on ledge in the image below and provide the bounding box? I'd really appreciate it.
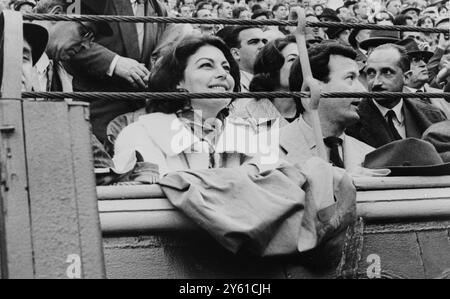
[159,158,356,257]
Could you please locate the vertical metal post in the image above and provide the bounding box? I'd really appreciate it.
[0,10,35,279]
[0,11,106,279]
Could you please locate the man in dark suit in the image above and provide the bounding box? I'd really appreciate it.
[346,43,447,149]
[67,0,190,146]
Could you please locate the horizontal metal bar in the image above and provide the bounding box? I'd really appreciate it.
[98,182,450,234]
[4,91,450,101]
[22,14,450,34]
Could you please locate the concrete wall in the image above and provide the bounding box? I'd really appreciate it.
[102,219,450,279]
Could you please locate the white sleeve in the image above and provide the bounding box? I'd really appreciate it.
[106,55,120,77]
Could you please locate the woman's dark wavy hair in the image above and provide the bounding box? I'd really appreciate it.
[249,35,296,94]
[147,35,240,114]
[289,41,357,113]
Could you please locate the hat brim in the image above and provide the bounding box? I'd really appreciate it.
[360,37,400,51]
[408,50,434,63]
[319,15,341,23]
[348,28,362,48]
[401,8,421,15]
[23,23,49,65]
[375,163,450,176]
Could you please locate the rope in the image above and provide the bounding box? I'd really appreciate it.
[17,91,450,101]
[23,13,450,34]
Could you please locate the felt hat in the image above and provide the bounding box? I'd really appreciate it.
[396,38,434,62]
[363,138,450,176]
[401,6,421,15]
[23,22,49,65]
[359,29,401,51]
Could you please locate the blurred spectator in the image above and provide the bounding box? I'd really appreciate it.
[353,2,369,21]
[179,4,193,17]
[233,6,251,19]
[13,0,35,13]
[372,10,394,25]
[418,16,438,51]
[251,8,273,31]
[319,7,341,22]
[196,1,213,11]
[217,1,233,19]
[305,14,326,42]
[193,7,215,35]
[313,4,323,16]
[400,6,420,25]
[255,0,269,10]
[393,14,414,26]
[272,4,288,20]
[422,6,439,20]
[336,6,353,21]
[438,5,448,17]
[177,0,195,11]
[386,0,401,17]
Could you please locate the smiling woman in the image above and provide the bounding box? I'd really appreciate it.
[112,35,280,177]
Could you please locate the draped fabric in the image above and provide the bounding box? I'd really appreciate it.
[159,158,356,256]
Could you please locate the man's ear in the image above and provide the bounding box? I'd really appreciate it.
[230,48,240,61]
[49,5,64,24]
[50,5,64,14]
[404,70,412,82]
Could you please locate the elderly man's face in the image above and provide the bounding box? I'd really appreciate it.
[47,21,93,61]
[386,0,401,16]
[406,55,429,87]
[366,48,405,107]
[22,39,34,92]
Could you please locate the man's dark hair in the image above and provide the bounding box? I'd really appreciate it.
[218,0,233,10]
[369,43,410,72]
[34,0,68,13]
[195,1,210,10]
[233,7,248,19]
[216,26,257,49]
[272,4,286,12]
[147,35,240,113]
[393,14,413,25]
[289,42,357,113]
[336,6,346,14]
[252,8,272,18]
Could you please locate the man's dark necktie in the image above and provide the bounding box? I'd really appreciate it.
[386,110,402,140]
[46,60,62,92]
[323,137,344,168]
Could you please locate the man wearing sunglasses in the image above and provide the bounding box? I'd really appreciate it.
[398,38,450,118]
[33,0,113,92]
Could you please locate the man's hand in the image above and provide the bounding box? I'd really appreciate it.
[438,33,450,51]
[113,56,150,89]
[417,41,430,51]
[437,60,450,83]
